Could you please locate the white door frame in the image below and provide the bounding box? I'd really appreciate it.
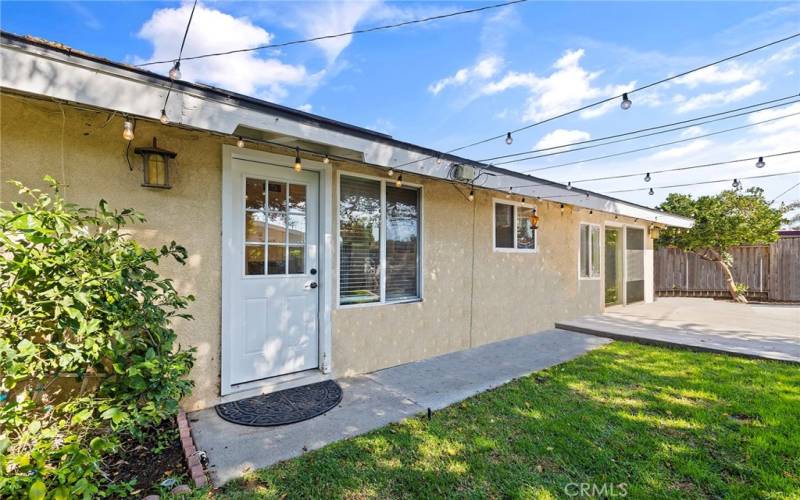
[602,221,651,306]
[220,145,333,396]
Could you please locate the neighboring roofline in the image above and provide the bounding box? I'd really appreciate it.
[0,30,693,227]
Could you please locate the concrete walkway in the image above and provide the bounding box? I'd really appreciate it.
[190,329,610,485]
[557,297,800,363]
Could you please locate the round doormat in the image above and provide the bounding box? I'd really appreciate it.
[215,380,343,427]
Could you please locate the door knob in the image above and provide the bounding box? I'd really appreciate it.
[309,282,318,289]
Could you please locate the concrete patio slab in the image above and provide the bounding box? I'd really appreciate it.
[557,297,800,364]
[190,329,610,485]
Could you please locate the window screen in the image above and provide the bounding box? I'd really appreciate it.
[495,203,514,248]
[386,186,420,301]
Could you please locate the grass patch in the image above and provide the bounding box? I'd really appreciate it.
[218,342,800,499]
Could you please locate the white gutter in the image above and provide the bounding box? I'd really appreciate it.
[0,37,693,228]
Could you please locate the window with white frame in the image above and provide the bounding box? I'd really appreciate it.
[494,201,537,251]
[338,175,421,305]
[579,223,601,278]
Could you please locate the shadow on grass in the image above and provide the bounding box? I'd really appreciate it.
[219,343,800,499]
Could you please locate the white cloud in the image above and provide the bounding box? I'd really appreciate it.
[289,0,379,64]
[535,129,591,150]
[296,103,313,112]
[680,126,706,138]
[674,63,753,88]
[479,49,640,122]
[675,80,766,113]
[428,56,503,95]
[746,101,800,134]
[648,139,712,160]
[137,4,317,101]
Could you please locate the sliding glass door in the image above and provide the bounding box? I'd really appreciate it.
[625,227,645,303]
[604,228,623,305]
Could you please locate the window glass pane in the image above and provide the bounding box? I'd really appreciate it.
[516,206,535,250]
[268,213,286,244]
[245,211,265,242]
[288,246,304,274]
[245,178,265,210]
[267,245,286,274]
[580,225,590,277]
[495,203,514,248]
[268,182,286,212]
[245,245,264,275]
[289,184,306,213]
[590,226,601,277]
[386,186,419,301]
[287,215,306,244]
[339,176,381,305]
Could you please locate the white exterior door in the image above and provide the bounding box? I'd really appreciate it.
[225,155,320,386]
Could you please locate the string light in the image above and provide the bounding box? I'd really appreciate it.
[122,119,135,141]
[620,93,632,110]
[237,137,245,148]
[560,203,565,215]
[293,147,302,172]
[756,156,765,168]
[323,155,330,164]
[159,109,169,125]
[169,61,181,80]
[388,168,394,177]
[566,182,573,190]
[649,188,655,196]
[732,178,740,188]
[644,172,651,182]
[589,210,593,215]
[505,132,513,145]
[468,190,475,201]
[521,197,526,203]
[395,175,403,188]
[506,187,512,198]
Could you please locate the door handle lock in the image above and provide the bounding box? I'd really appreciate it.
[309,282,318,289]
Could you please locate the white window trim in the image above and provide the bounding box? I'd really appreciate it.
[578,222,602,280]
[492,198,538,253]
[336,171,424,309]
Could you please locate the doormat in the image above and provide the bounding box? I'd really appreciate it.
[215,380,343,427]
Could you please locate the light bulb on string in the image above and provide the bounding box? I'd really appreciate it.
[566,182,572,190]
[620,93,632,110]
[237,137,245,148]
[755,157,765,168]
[387,168,394,177]
[560,204,565,215]
[323,155,330,165]
[395,175,403,188]
[648,188,655,196]
[122,119,135,141]
[506,187,513,199]
[160,109,169,125]
[293,147,302,172]
[644,172,651,182]
[468,190,475,202]
[732,178,740,189]
[505,132,513,145]
[169,61,181,80]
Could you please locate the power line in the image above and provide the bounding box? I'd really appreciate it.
[512,109,800,172]
[569,150,800,184]
[771,181,800,204]
[137,0,527,67]
[389,31,800,171]
[607,171,800,194]
[480,94,799,163]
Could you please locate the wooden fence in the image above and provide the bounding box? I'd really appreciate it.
[655,237,800,301]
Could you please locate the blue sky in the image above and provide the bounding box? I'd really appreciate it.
[2,1,799,208]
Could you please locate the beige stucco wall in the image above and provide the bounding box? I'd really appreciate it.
[1,94,653,411]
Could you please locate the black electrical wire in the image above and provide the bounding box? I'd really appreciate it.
[514,110,800,173]
[771,181,800,204]
[607,171,800,194]
[162,0,198,114]
[569,150,800,184]
[137,0,527,67]
[480,93,799,163]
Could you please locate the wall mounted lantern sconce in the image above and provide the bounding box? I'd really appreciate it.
[135,138,177,189]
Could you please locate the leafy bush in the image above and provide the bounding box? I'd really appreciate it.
[0,178,195,498]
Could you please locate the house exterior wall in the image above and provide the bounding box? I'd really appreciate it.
[1,95,653,411]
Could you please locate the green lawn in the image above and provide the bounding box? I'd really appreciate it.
[218,342,800,499]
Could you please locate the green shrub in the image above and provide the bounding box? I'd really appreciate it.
[0,178,195,498]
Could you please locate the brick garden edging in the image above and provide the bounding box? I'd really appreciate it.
[177,409,209,488]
